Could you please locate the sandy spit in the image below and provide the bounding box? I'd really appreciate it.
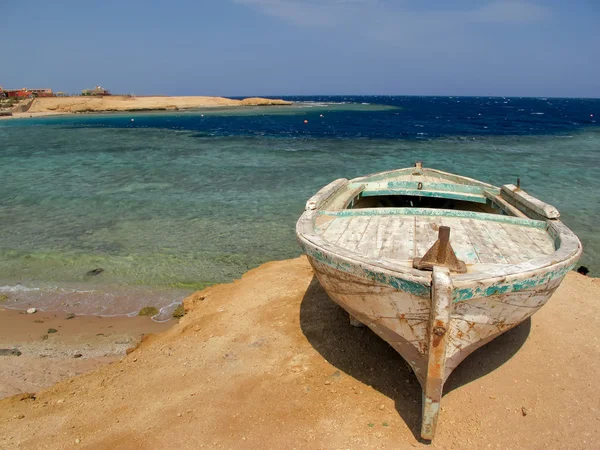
[26,95,292,113]
[0,257,598,449]
[0,95,292,120]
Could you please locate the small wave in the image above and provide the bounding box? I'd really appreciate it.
[154,301,183,323]
[0,284,40,292]
[361,103,370,105]
[531,112,545,115]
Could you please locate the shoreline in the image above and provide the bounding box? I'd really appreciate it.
[0,281,192,322]
[0,307,173,399]
[0,95,292,120]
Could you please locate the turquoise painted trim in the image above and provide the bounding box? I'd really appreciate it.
[384,181,497,195]
[347,181,492,195]
[349,168,499,190]
[300,235,570,301]
[360,189,488,204]
[319,207,547,229]
[297,240,430,297]
[453,263,575,302]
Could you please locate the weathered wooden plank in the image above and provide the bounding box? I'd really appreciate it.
[484,191,528,218]
[481,221,526,264]
[321,217,352,244]
[349,167,500,195]
[446,282,560,365]
[372,216,395,259]
[414,216,442,259]
[439,218,480,264]
[421,266,452,440]
[520,227,555,255]
[462,219,508,264]
[355,216,379,258]
[392,217,415,261]
[501,185,560,219]
[380,216,414,260]
[496,222,541,260]
[386,181,487,194]
[328,184,365,210]
[305,178,347,210]
[314,215,335,235]
[336,216,372,252]
[321,208,546,229]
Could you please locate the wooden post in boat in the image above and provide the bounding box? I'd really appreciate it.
[421,266,453,440]
[413,226,467,273]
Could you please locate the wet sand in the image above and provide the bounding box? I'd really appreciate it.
[0,308,173,399]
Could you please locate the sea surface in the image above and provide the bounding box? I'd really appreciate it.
[1,96,598,320]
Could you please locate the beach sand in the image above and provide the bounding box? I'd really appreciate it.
[1,257,598,449]
[0,95,291,120]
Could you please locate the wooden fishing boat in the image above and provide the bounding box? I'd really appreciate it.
[296,163,582,440]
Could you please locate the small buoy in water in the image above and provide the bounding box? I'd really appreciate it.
[320,114,324,118]
[304,119,308,124]
[591,114,594,117]
[201,114,204,117]
[131,119,134,122]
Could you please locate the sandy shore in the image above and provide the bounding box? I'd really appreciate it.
[0,111,69,120]
[0,257,598,449]
[0,308,173,399]
[0,95,291,120]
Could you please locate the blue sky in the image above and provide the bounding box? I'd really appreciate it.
[2,0,599,97]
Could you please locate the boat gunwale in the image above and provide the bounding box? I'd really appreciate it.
[349,167,500,191]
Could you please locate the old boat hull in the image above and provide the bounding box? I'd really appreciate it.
[296,165,582,439]
[298,231,578,438]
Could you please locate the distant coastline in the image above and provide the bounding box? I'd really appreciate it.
[0,95,292,120]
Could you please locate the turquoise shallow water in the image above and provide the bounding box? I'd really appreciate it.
[1,97,598,319]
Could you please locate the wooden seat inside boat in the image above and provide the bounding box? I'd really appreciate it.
[314,210,555,272]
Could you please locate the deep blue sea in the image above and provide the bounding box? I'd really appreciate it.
[1,96,598,319]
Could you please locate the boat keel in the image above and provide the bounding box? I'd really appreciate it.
[421,266,453,440]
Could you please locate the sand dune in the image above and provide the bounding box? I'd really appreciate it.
[1,257,598,449]
[26,95,292,114]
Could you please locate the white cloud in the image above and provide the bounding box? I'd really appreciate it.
[233,0,550,28]
[232,0,377,26]
[468,1,550,24]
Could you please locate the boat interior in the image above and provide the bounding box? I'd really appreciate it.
[309,165,563,273]
[351,195,498,215]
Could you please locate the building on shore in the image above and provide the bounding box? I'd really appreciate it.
[5,88,32,98]
[0,87,6,98]
[82,86,111,96]
[4,88,54,98]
